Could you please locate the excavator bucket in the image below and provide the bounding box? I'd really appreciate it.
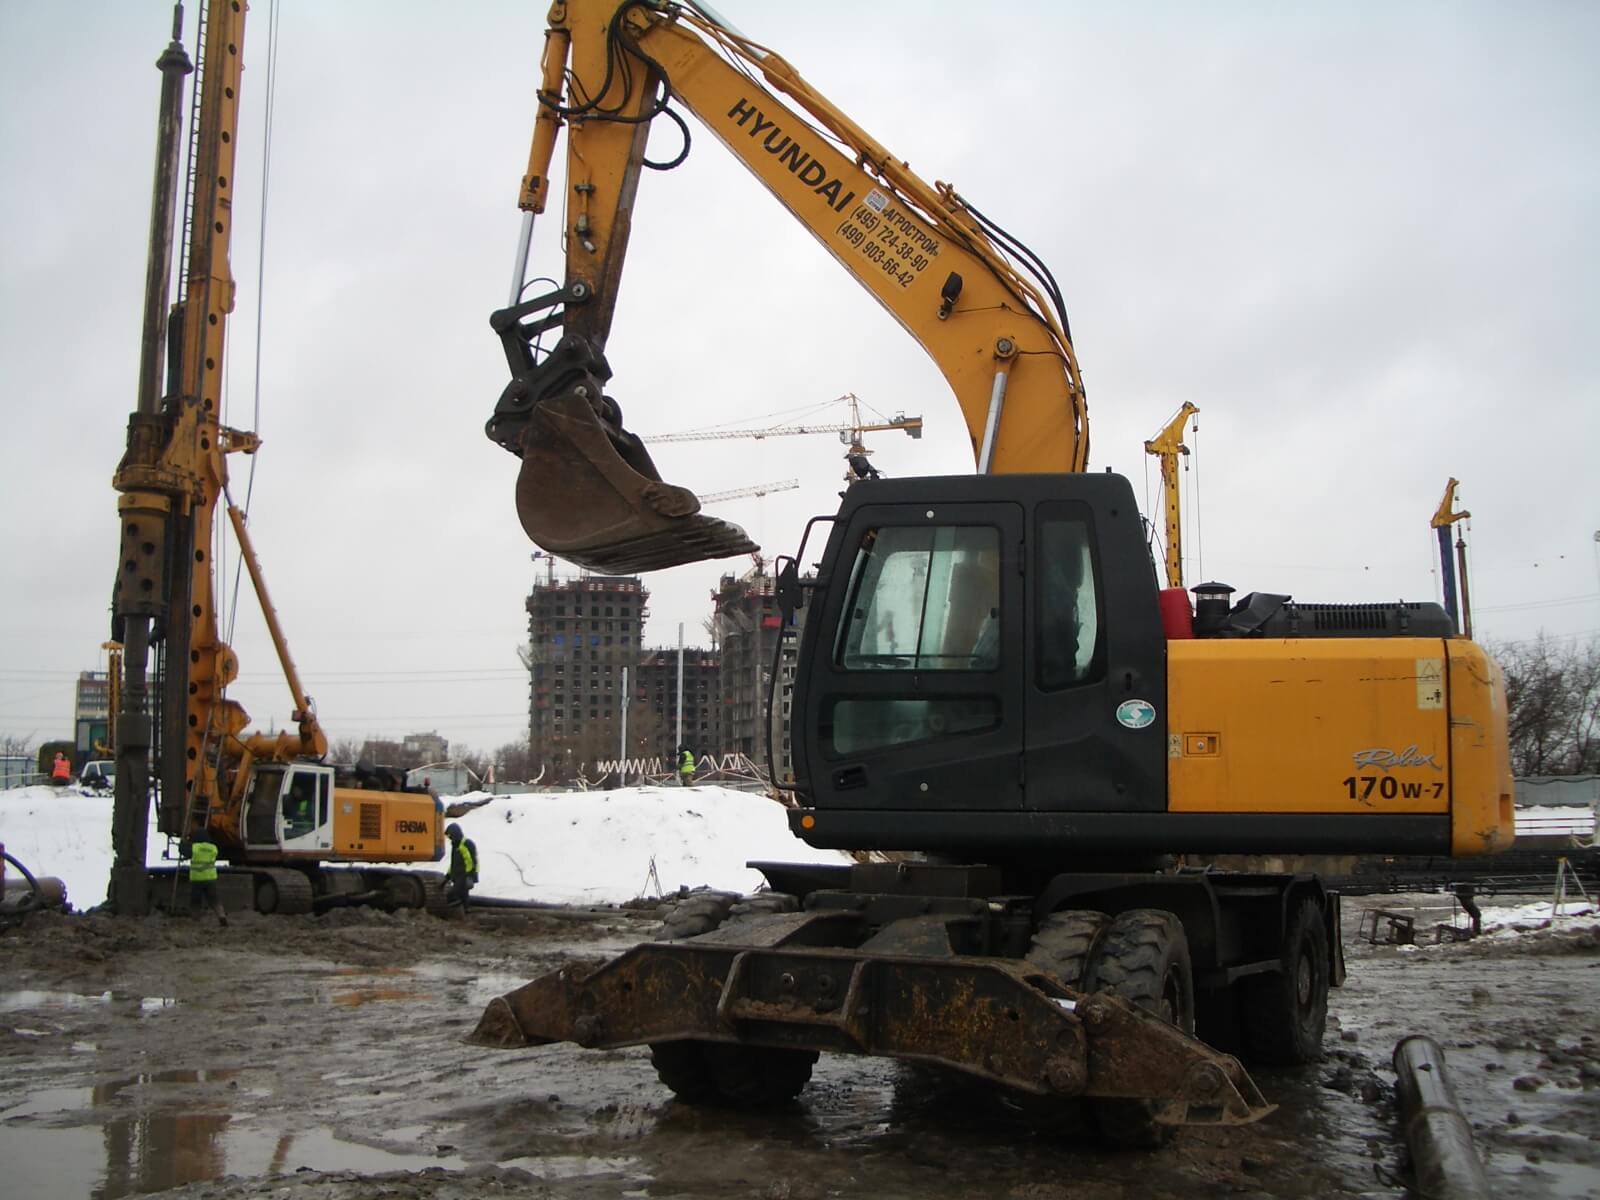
[513,390,758,574]
[488,332,758,574]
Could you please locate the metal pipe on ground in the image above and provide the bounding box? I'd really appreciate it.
[2,877,68,913]
[1392,1034,1494,1200]
[465,896,661,922]
[1,849,68,914]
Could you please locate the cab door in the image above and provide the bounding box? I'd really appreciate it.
[1022,494,1167,813]
[279,765,334,853]
[802,501,1026,811]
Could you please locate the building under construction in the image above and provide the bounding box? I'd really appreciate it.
[521,561,809,781]
[712,565,803,780]
[526,573,649,780]
[636,647,721,761]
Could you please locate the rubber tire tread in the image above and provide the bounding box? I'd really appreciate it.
[649,1041,720,1104]
[706,1043,818,1107]
[649,1041,817,1108]
[1239,897,1329,1066]
[1025,910,1112,989]
[1081,909,1195,1150]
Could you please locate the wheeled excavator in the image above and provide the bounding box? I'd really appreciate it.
[105,1,448,918]
[471,0,1515,1144]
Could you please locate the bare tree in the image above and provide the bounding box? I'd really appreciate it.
[1,733,37,757]
[327,737,364,764]
[1489,635,1600,776]
[454,744,491,783]
[493,739,535,782]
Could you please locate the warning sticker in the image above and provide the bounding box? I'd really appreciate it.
[1416,657,1444,709]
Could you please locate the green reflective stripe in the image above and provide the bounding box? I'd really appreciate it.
[460,844,476,875]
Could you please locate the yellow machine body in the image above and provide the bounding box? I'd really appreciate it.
[326,789,445,862]
[1168,638,1513,854]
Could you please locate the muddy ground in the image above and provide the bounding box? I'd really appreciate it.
[2,894,1597,1199]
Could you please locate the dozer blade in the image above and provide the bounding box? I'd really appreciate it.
[469,916,1273,1128]
[513,389,758,574]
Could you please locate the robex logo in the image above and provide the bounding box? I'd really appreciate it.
[395,819,429,834]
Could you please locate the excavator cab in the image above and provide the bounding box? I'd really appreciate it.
[485,309,758,573]
[243,763,333,854]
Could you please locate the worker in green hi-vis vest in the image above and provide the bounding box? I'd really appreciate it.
[188,830,228,927]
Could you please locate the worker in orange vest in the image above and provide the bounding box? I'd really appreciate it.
[50,753,72,786]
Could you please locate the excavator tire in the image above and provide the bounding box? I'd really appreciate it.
[649,1042,719,1104]
[648,1040,817,1108]
[1025,909,1112,987]
[253,868,314,916]
[705,1043,818,1107]
[1079,909,1195,1150]
[657,890,738,940]
[1239,898,1329,1066]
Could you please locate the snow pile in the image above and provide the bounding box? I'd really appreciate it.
[0,783,849,911]
[1514,804,1596,839]
[424,786,850,905]
[1476,896,1600,938]
[0,786,128,911]
[1394,895,1600,952]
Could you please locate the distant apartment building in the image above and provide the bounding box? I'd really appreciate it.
[527,573,649,780]
[75,670,112,760]
[713,565,803,778]
[403,731,448,764]
[636,646,721,761]
[358,739,406,766]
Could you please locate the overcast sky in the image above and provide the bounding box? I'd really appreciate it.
[1,1,1596,758]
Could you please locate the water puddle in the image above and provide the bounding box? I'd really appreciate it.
[411,963,545,1008]
[0,1067,465,1200]
[0,989,177,1014]
[502,1151,645,1182]
[329,985,432,1007]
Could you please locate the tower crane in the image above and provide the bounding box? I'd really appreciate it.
[641,395,922,483]
[640,404,922,444]
[699,479,800,505]
[1144,402,1200,590]
[1431,478,1473,637]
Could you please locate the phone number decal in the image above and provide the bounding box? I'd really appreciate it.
[835,189,940,289]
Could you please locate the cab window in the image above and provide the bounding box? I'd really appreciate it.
[1037,511,1103,689]
[835,525,1000,671]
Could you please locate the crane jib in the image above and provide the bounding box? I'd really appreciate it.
[727,98,856,213]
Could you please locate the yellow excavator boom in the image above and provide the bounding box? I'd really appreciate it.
[488,0,1087,571]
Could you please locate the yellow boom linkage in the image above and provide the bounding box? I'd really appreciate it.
[487,0,1088,572]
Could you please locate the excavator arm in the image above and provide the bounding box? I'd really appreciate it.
[487,0,1088,572]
